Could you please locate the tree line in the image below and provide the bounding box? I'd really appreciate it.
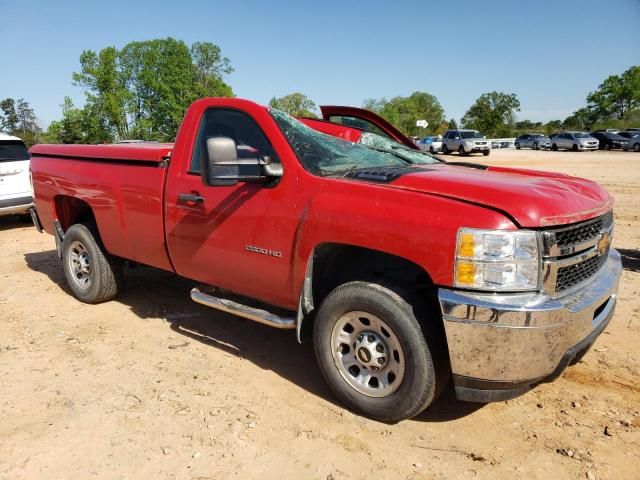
[0,37,637,146]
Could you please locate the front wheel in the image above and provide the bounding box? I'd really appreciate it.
[313,282,441,422]
[458,146,466,155]
[551,143,558,151]
[515,142,520,150]
[533,142,539,150]
[442,144,449,155]
[483,150,490,156]
[62,223,123,303]
[572,144,579,152]
[634,142,640,152]
[429,146,435,154]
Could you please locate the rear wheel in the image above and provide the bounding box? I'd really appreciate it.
[62,223,123,303]
[313,281,443,422]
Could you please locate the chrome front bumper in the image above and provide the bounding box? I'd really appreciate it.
[438,249,622,402]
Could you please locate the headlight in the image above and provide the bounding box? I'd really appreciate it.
[454,228,540,291]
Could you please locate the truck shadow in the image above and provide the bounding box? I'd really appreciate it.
[24,249,483,423]
[618,248,640,273]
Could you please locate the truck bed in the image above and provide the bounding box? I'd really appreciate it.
[30,143,175,272]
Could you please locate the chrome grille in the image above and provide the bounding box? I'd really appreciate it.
[556,253,608,293]
[555,214,610,248]
[542,212,613,296]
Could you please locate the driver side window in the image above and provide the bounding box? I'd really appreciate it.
[190,108,279,173]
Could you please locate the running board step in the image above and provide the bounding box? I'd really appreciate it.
[190,286,296,330]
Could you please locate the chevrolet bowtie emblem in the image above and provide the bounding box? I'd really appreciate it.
[597,232,611,256]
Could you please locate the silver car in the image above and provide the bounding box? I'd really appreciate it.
[550,132,599,151]
[515,133,551,150]
[619,131,640,152]
[441,129,491,156]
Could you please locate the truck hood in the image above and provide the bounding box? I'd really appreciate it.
[355,164,612,227]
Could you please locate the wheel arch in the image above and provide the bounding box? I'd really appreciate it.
[53,195,97,232]
[296,242,437,343]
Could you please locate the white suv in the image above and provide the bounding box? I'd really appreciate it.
[441,129,491,156]
[0,134,33,217]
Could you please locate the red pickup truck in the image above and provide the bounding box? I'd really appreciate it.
[30,98,621,422]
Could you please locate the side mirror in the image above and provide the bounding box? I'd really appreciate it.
[203,137,282,187]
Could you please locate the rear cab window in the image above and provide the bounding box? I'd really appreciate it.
[0,140,29,162]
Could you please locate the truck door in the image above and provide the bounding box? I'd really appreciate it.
[165,107,300,309]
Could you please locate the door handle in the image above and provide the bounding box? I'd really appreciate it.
[178,193,205,204]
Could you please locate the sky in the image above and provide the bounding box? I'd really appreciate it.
[1,0,639,128]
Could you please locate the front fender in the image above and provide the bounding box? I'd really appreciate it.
[291,177,516,301]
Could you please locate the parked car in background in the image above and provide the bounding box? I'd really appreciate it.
[515,134,551,150]
[626,128,640,133]
[417,136,442,153]
[0,133,33,218]
[441,129,491,156]
[619,131,640,152]
[590,132,629,150]
[550,132,599,151]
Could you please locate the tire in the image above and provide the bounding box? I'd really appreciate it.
[458,146,466,155]
[61,223,123,303]
[533,142,539,150]
[442,144,449,155]
[429,146,435,154]
[604,143,611,150]
[551,143,558,151]
[634,142,640,152]
[482,150,490,156]
[572,144,579,152]
[515,143,520,150]
[313,281,442,422]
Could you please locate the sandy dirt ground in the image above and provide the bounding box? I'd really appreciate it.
[1,149,639,480]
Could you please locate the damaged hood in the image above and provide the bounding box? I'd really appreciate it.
[374,164,612,227]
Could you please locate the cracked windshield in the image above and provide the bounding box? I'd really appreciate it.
[270,109,440,175]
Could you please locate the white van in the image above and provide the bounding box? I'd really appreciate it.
[0,133,33,217]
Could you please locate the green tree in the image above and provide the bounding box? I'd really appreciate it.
[0,97,42,146]
[447,118,458,130]
[362,91,445,136]
[0,98,19,132]
[543,120,562,135]
[269,93,317,117]
[461,92,521,137]
[563,107,598,131]
[71,38,234,142]
[586,65,640,120]
[45,97,112,144]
